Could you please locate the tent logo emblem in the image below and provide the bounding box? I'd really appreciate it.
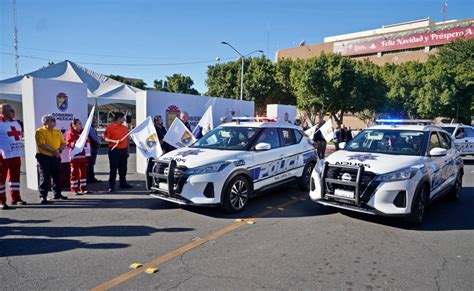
[180,131,192,145]
[166,105,181,129]
[56,92,68,112]
[146,134,158,148]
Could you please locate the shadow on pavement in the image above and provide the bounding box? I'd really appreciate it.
[0,238,129,257]
[0,225,194,238]
[0,223,193,257]
[184,185,337,219]
[338,187,474,231]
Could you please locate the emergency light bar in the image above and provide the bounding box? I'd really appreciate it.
[232,117,278,124]
[375,119,433,125]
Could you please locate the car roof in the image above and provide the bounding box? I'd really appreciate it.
[437,123,472,128]
[219,121,300,129]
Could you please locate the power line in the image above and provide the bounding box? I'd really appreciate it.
[0,43,218,60]
[0,51,234,67]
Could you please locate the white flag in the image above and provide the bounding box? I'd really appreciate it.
[320,119,334,142]
[70,106,95,158]
[0,121,24,159]
[304,125,317,139]
[164,118,196,148]
[192,105,213,139]
[129,116,163,159]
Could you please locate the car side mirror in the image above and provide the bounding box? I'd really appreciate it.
[456,133,464,139]
[255,142,271,151]
[338,142,346,149]
[429,147,447,157]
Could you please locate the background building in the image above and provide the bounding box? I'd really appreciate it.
[276,18,474,65]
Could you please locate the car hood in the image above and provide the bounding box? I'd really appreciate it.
[325,150,423,174]
[159,147,243,168]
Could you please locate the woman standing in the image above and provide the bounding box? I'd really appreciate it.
[66,119,92,195]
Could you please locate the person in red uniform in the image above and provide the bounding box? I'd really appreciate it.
[103,112,132,192]
[0,103,26,209]
[66,118,92,195]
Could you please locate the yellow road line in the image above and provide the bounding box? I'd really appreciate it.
[91,195,305,291]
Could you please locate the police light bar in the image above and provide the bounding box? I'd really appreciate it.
[232,117,278,124]
[375,119,433,125]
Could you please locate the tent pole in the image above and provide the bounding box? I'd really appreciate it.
[95,98,99,126]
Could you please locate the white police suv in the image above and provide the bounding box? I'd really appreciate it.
[437,123,474,156]
[146,118,318,213]
[309,120,464,225]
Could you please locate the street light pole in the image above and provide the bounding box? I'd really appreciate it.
[221,41,263,101]
[239,56,244,101]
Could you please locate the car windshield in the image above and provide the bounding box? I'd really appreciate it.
[345,129,426,156]
[191,126,260,150]
[440,126,455,134]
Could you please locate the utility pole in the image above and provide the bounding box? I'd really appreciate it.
[13,0,20,76]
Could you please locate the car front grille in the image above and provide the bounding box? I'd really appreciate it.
[325,165,379,203]
[151,161,188,194]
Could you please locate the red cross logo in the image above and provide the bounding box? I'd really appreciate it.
[7,126,22,141]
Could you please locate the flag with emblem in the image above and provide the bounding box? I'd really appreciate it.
[0,121,24,158]
[70,106,95,158]
[319,119,334,142]
[192,105,214,139]
[129,116,163,159]
[164,117,197,148]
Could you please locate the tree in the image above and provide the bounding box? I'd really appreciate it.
[109,74,147,90]
[153,74,200,95]
[206,61,240,98]
[422,39,474,123]
[206,56,279,113]
[381,62,424,118]
[153,79,169,92]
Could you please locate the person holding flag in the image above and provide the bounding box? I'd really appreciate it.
[103,112,132,193]
[66,119,92,195]
[312,118,334,159]
[129,116,163,160]
[192,106,213,139]
[0,103,26,209]
[163,117,196,149]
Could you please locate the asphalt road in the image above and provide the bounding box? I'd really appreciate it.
[1,152,473,290]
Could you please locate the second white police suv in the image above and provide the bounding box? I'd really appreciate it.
[146,118,318,213]
[310,120,464,226]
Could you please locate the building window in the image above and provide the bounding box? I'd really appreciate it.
[381,47,425,56]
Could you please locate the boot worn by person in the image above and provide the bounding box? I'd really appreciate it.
[40,197,49,205]
[12,200,27,205]
[0,203,10,210]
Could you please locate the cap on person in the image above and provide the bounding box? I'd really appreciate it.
[41,114,56,125]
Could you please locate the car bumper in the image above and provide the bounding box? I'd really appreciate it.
[149,171,227,206]
[310,169,421,216]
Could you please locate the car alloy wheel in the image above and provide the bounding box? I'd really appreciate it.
[230,179,248,210]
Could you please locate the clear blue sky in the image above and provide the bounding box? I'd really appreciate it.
[1,0,473,93]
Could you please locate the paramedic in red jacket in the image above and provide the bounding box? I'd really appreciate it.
[66,118,92,195]
[0,103,26,209]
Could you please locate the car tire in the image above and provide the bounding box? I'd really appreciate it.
[222,175,252,213]
[448,172,463,201]
[298,162,316,191]
[405,184,428,227]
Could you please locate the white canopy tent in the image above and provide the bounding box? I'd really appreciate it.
[0,60,142,107]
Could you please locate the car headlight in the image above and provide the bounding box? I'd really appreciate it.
[375,167,418,182]
[186,161,230,175]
